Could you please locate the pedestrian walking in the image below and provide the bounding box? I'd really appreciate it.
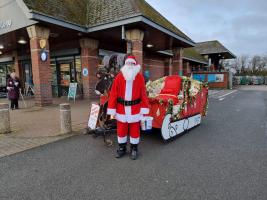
[7,72,21,110]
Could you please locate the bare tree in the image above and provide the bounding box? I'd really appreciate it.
[230,55,248,73]
[260,55,267,70]
[240,55,248,72]
[250,55,261,72]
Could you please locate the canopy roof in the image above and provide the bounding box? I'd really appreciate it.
[183,48,208,65]
[22,0,194,45]
[194,40,236,59]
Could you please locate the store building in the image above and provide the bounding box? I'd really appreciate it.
[194,40,236,71]
[190,40,236,89]
[182,47,208,76]
[0,0,195,106]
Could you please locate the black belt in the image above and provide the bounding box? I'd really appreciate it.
[117,97,141,106]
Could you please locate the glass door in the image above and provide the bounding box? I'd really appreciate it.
[20,60,33,94]
[0,65,7,96]
[0,62,14,97]
[58,60,75,96]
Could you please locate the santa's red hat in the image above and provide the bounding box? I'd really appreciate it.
[125,55,137,65]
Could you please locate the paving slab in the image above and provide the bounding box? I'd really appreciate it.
[0,97,98,158]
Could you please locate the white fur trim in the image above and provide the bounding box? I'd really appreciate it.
[125,106,131,116]
[140,108,149,114]
[130,137,140,144]
[118,136,127,144]
[125,58,136,65]
[125,81,133,101]
[125,80,133,116]
[115,113,142,123]
[107,108,116,115]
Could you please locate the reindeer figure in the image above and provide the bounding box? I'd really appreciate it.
[90,54,127,143]
[95,71,116,129]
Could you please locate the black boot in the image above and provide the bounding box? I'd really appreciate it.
[130,144,138,160]
[115,143,127,158]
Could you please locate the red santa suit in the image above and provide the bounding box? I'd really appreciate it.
[107,56,149,145]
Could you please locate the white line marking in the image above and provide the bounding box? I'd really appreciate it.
[219,98,225,101]
[217,90,237,99]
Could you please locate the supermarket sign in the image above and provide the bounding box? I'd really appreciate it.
[0,19,12,30]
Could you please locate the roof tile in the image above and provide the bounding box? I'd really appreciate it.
[195,40,236,58]
[23,0,193,43]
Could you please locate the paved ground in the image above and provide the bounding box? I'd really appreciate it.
[0,97,95,137]
[209,89,237,100]
[0,98,96,158]
[0,134,74,158]
[0,90,234,159]
[0,88,267,200]
[234,85,267,91]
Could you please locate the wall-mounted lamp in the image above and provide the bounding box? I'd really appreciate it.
[147,44,153,48]
[0,51,2,55]
[0,44,4,49]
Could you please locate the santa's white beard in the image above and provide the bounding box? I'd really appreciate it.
[121,64,141,81]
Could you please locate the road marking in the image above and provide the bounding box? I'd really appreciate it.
[217,90,237,99]
[219,98,225,101]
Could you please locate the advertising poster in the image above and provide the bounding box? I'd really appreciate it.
[68,83,77,100]
[208,74,224,83]
[215,74,224,82]
[88,104,100,130]
[193,74,206,82]
[208,74,216,83]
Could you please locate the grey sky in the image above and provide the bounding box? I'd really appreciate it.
[146,0,267,56]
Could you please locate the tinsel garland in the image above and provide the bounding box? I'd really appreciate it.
[146,76,209,120]
[202,90,209,116]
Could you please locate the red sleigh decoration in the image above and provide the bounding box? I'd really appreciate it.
[147,75,209,140]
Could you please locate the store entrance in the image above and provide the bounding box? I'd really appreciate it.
[58,60,75,96]
[51,56,82,97]
[0,62,14,97]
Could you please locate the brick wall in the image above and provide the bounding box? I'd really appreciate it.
[29,38,53,106]
[209,72,229,89]
[143,53,168,81]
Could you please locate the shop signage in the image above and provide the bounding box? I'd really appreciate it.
[39,39,46,49]
[82,68,89,77]
[193,74,206,82]
[193,74,224,83]
[208,74,224,83]
[68,83,78,101]
[88,104,100,130]
[40,50,48,62]
[0,19,12,30]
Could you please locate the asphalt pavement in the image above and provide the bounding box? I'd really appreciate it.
[0,89,267,200]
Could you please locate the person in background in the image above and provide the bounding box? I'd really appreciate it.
[144,70,150,83]
[7,72,21,110]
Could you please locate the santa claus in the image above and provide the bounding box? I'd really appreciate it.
[107,55,149,160]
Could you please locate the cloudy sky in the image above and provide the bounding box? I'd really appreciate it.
[146,0,267,56]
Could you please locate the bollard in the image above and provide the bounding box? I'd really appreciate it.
[60,103,72,134]
[0,103,11,134]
